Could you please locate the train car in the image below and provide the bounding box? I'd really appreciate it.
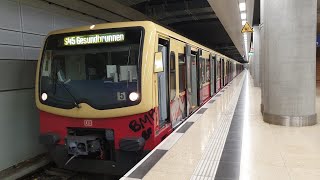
[36,21,243,175]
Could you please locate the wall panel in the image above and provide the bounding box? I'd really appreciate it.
[0,45,24,60]
[0,0,21,31]
[0,29,22,46]
[0,89,43,171]
[21,5,54,35]
[53,15,90,30]
[0,0,99,172]
[0,60,37,91]
[24,47,41,60]
[23,33,45,48]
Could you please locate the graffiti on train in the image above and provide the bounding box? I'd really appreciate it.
[170,93,188,121]
[129,109,155,140]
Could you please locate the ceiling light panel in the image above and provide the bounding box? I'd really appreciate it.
[239,2,246,11]
[241,13,247,20]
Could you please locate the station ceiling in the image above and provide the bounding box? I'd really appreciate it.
[116,0,245,63]
[39,0,257,63]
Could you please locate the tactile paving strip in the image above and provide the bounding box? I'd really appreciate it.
[190,75,245,180]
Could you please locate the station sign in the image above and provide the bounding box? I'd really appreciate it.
[64,32,125,46]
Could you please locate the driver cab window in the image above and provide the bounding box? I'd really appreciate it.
[46,49,139,83]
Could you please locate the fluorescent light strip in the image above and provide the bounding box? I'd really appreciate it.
[241,13,247,20]
[239,2,246,11]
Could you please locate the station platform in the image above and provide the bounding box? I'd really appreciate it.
[121,70,320,180]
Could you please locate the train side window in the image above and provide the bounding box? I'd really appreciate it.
[206,58,210,82]
[217,61,221,79]
[200,58,205,84]
[170,51,176,100]
[178,53,186,93]
[217,61,221,78]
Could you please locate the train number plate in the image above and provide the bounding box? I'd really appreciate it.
[117,92,126,101]
[84,120,93,127]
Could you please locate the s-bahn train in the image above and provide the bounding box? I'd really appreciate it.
[36,21,243,175]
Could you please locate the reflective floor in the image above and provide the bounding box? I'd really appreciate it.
[123,71,320,180]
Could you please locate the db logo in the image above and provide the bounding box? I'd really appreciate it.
[84,120,93,127]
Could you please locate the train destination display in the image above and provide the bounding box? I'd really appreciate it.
[64,32,125,46]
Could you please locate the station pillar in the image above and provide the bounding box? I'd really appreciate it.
[249,56,254,78]
[253,25,260,87]
[261,0,317,126]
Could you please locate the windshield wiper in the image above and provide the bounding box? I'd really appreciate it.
[51,61,81,108]
[58,81,81,109]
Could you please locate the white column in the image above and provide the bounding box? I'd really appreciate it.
[261,0,317,126]
[253,26,260,87]
[249,56,254,77]
[260,0,265,113]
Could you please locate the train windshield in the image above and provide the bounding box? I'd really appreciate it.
[39,27,144,110]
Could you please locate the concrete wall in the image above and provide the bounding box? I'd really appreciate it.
[0,0,103,171]
[317,48,320,82]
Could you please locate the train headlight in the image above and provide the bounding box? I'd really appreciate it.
[129,92,139,102]
[41,93,48,101]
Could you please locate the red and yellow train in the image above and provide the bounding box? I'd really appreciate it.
[36,21,243,175]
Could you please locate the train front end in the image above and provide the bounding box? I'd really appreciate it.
[35,22,163,175]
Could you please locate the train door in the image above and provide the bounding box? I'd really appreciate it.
[178,53,187,120]
[224,60,226,85]
[185,45,198,114]
[169,50,179,128]
[230,62,232,81]
[226,61,229,84]
[210,54,215,96]
[225,61,228,85]
[169,38,189,128]
[225,61,227,84]
[221,59,225,87]
[157,40,170,127]
[229,62,231,82]
[197,51,205,105]
[228,62,230,81]
[216,57,221,92]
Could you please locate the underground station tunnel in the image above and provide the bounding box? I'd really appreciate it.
[0,0,319,180]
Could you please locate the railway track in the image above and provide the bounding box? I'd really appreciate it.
[18,163,120,180]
